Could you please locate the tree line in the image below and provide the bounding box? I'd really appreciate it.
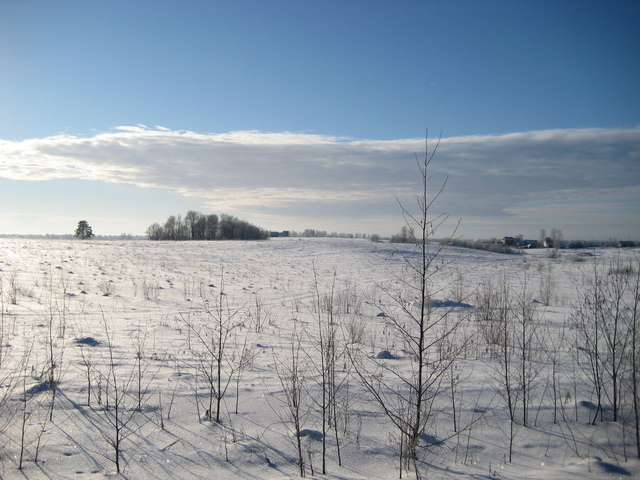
[146,211,269,241]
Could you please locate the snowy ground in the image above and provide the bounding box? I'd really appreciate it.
[0,237,638,479]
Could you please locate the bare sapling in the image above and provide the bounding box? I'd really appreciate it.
[475,278,501,359]
[55,267,71,338]
[5,337,32,469]
[18,355,32,469]
[485,277,519,463]
[16,333,53,468]
[93,313,149,474]
[0,369,17,457]
[311,266,333,474]
[625,258,640,458]
[232,335,256,415]
[0,273,8,368]
[43,309,65,422]
[39,267,75,422]
[540,318,566,425]
[165,358,183,422]
[183,270,242,423]
[449,364,459,433]
[131,326,151,412]
[306,267,350,472]
[76,337,97,406]
[571,264,605,425]
[515,273,541,426]
[600,257,632,424]
[571,256,633,424]
[350,131,469,479]
[272,326,309,477]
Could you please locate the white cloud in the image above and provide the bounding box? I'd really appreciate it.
[1,125,638,238]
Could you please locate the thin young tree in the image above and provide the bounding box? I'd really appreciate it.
[131,327,151,412]
[475,277,501,359]
[514,273,541,426]
[76,338,98,406]
[306,267,349,473]
[18,356,33,470]
[572,257,631,424]
[272,326,309,477]
[12,338,34,469]
[43,309,65,421]
[486,279,519,463]
[232,335,256,415]
[629,260,640,458]
[0,276,17,436]
[600,257,633,423]
[93,314,149,474]
[571,263,605,425]
[350,131,467,479]
[540,318,566,426]
[183,272,241,423]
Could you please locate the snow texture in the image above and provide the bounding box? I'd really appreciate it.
[0,237,638,479]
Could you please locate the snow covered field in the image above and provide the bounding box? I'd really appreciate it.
[0,237,638,479]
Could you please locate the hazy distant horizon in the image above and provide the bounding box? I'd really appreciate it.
[0,227,636,244]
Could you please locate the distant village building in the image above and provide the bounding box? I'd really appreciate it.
[270,231,290,238]
[501,236,517,246]
[501,236,539,248]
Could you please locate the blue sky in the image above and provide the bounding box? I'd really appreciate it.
[1,0,638,240]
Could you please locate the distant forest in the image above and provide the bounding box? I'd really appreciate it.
[147,211,269,241]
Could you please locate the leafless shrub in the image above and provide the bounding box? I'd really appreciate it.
[608,262,636,276]
[475,279,502,356]
[345,315,368,345]
[335,279,362,315]
[539,266,555,307]
[75,336,99,406]
[142,278,159,300]
[182,276,204,301]
[450,271,467,305]
[249,294,271,332]
[8,272,19,305]
[98,279,116,297]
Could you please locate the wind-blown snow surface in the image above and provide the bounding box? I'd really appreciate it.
[0,237,638,479]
